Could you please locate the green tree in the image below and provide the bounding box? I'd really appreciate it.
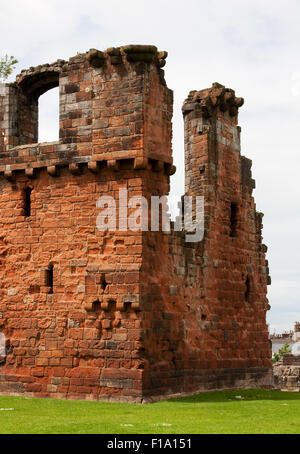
[0,55,18,82]
[273,342,292,363]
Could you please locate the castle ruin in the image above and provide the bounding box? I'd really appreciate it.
[0,45,273,402]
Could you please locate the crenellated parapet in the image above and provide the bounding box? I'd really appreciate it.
[0,45,174,181]
[16,46,168,88]
[182,82,244,119]
[87,45,168,68]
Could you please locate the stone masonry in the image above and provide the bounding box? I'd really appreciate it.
[0,45,273,402]
[273,355,300,392]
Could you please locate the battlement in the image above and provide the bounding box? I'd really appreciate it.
[0,45,174,181]
[182,82,244,119]
[15,45,167,92]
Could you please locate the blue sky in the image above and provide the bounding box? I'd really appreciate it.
[1,0,300,333]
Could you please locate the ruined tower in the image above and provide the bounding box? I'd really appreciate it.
[0,45,273,402]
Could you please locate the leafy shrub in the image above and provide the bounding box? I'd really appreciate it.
[273,342,292,363]
[0,55,18,82]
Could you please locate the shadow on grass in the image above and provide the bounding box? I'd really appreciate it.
[166,389,300,404]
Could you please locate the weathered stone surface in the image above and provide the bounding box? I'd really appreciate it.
[274,355,300,391]
[0,45,273,402]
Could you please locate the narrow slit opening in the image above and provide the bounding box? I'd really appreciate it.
[46,265,54,294]
[245,276,251,302]
[100,274,107,291]
[230,202,238,237]
[24,187,33,218]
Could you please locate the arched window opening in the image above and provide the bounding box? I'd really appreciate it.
[17,70,60,145]
[38,87,59,143]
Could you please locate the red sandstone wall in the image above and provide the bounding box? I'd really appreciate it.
[141,85,273,398]
[0,168,144,400]
[0,46,175,402]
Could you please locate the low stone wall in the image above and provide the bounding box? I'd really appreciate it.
[273,355,300,392]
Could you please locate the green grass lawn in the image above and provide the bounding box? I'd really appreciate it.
[0,389,300,434]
